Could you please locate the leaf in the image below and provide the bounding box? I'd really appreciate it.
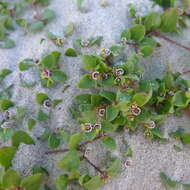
[83,176,103,190]
[64,48,77,57]
[0,69,12,79]
[0,39,15,49]
[32,166,49,175]
[99,90,116,102]
[0,146,16,168]
[28,119,36,131]
[78,75,96,89]
[130,24,145,42]
[116,91,131,102]
[183,184,190,190]
[12,130,35,148]
[40,54,56,69]
[101,136,116,150]
[144,12,161,31]
[41,9,55,22]
[88,36,103,47]
[55,174,69,190]
[140,45,154,57]
[121,29,131,40]
[82,55,100,70]
[18,59,34,71]
[37,109,49,122]
[160,8,178,32]
[152,0,175,8]
[0,99,14,111]
[21,173,44,190]
[74,94,92,104]
[36,93,49,105]
[106,159,122,177]
[14,106,27,120]
[16,18,28,28]
[172,91,189,107]
[77,0,87,12]
[64,22,74,37]
[39,129,51,141]
[59,129,70,144]
[28,21,45,32]
[2,169,21,188]
[106,105,119,122]
[48,134,60,149]
[180,134,190,144]
[52,99,62,108]
[68,133,83,149]
[57,150,80,172]
[160,172,179,188]
[101,120,117,132]
[52,70,67,83]
[132,90,152,107]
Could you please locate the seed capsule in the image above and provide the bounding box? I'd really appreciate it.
[91,71,100,80]
[115,68,124,76]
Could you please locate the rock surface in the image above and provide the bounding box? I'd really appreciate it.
[0,0,190,190]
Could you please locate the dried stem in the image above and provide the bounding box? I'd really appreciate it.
[83,155,105,175]
[45,148,69,154]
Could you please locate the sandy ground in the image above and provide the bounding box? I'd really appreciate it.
[1,0,190,189]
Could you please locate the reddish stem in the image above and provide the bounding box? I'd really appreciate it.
[83,156,105,175]
[126,42,139,53]
[182,70,190,75]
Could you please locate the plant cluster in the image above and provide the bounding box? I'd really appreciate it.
[0,0,55,48]
[1,3,190,190]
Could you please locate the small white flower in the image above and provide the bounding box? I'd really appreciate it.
[100,48,111,56]
[81,123,93,133]
[43,99,52,108]
[98,108,105,117]
[81,39,90,47]
[124,159,132,168]
[144,120,156,129]
[91,71,100,80]
[42,69,52,79]
[115,68,124,76]
[94,123,101,130]
[131,107,141,116]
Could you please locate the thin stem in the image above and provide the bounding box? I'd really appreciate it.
[126,42,139,53]
[182,70,190,75]
[45,148,69,154]
[83,156,105,175]
[148,30,190,52]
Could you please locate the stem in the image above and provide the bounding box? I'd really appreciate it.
[126,42,139,53]
[45,134,105,154]
[182,70,190,75]
[149,30,190,52]
[83,156,105,175]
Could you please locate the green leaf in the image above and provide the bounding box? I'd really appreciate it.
[48,134,60,149]
[39,129,51,141]
[152,0,175,8]
[29,21,45,32]
[18,59,34,71]
[57,150,80,172]
[130,24,145,42]
[74,94,92,104]
[144,12,161,31]
[16,18,28,28]
[64,22,74,37]
[0,39,15,49]
[160,172,179,188]
[78,75,96,89]
[14,106,27,120]
[12,130,35,148]
[0,69,12,79]
[106,159,122,177]
[55,174,69,190]
[180,134,190,144]
[77,0,87,12]
[28,119,36,131]
[160,8,178,32]
[101,136,116,150]
[68,133,83,149]
[0,99,14,111]
[52,70,67,83]
[41,54,55,69]
[132,90,152,107]
[52,99,62,108]
[106,105,119,122]
[172,91,189,107]
[64,48,77,57]
[99,90,116,102]
[183,184,190,190]
[41,9,55,22]
[59,129,70,144]
[101,120,117,132]
[0,146,16,168]
[116,91,131,102]
[140,45,154,57]
[79,174,91,186]
[36,93,49,105]
[32,166,49,175]
[2,169,21,188]
[37,109,49,122]
[82,55,100,70]
[121,29,131,40]
[83,176,103,190]
[21,173,44,190]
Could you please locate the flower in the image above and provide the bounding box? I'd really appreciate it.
[131,107,141,116]
[143,120,156,129]
[124,159,132,168]
[131,104,137,109]
[115,77,121,83]
[91,71,100,80]
[94,123,101,130]
[98,108,105,117]
[80,123,93,133]
[100,48,111,56]
[115,68,124,76]
[81,39,90,47]
[34,59,40,65]
[41,69,52,79]
[43,99,52,108]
